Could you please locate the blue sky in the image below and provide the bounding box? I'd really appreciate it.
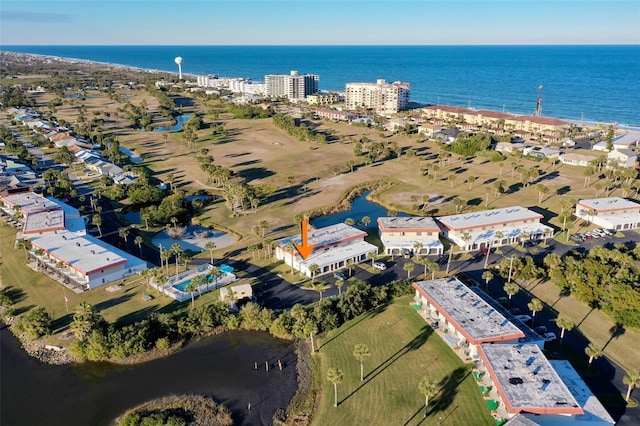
[1,0,639,45]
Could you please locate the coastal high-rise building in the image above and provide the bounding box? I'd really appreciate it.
[265,70,319,100]
[345,79,410,115]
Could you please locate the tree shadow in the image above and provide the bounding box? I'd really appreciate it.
[51,313,73,333]
[602,322,625,351]
[115,305,159,326]
[12,304,35,316]
[556,185,572,196]
[3,286,27,304]
[430,367,470,414]
[93,294,133,312]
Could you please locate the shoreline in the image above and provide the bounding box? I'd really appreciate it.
[2,49,638,129]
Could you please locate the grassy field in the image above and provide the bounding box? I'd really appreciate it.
[312,297,494,426]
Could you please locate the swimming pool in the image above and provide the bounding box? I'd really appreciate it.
[172,274,218,292]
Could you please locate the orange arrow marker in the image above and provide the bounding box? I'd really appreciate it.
[294,219,315,260]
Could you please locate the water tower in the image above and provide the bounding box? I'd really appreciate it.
[175,56,183,80]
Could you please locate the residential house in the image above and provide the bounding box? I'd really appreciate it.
[607,148,637,169]
[558,151,601,167]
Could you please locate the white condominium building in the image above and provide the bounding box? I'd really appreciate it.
[345,79,410,115]
[265,70,319,100]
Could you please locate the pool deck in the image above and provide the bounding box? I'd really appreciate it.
[151,263,237,302]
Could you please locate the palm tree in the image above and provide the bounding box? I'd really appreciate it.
[171,243,182,277]
[585,343,603,366]
[258,220,269,237]
[286,241,297,274]
[527,298,543,326]
[315,282,327,301]
[327,368,344,408]
[345,218,355,226]
[15,239,32,259]
[427,260,439,280]
[184,280,199,309]
[118,228,129,248]
[353,344,371,382]
[160,248,171,275]
[335,278,345,294]
[623,370,640,402]
[309,263,320,287]
[204,241,217,264]
[504,282,520,306]
[361,216,371,228]
[134,236,143,257]
[556,316,574,344]
[418,376,438,417]
[518,231,530,247]
[403,261,415,278]
[70,302,98,341]
[460,231,472,250]
[91,214,102,237]
[413,241,424,256]
[369,250,378,267]
[346,259,355,277]
[482,271,493,290]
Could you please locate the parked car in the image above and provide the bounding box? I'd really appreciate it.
[534,326,548,334]
[373,261,387,271]
[495,297,509,306]
[509,307,523,315]
[333,271,347,281]
[542,332,557,342]
[515,314,532,323]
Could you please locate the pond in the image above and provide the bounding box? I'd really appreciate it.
[0,327,297,426]
[151,224,236,253]
[152,114,191,132]
[311,191,408,229]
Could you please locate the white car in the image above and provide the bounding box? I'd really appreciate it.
[373,261,387,270]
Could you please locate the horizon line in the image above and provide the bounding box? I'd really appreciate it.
[3,43,639,47]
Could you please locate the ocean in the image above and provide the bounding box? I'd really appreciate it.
[3,45,639,127]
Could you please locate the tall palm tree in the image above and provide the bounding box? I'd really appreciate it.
[171,243,182,277]
[286,241,297,274]
[427,260,439,280]
[118,228,129,248]
[403,261,415,278]
[70,302,98,341]
[346,259,355,277]
[361,216,371,228]
[353,344,371,381]
[504,282,520,306]
[623,370,640,402]
[556,316,575,344]
[418,376,438,417]
[204,241,217,264]
[315,282,327,301]
[92,214,102,237]
[15,239,32,259]
[335,278,345,294]
[585,343,603,366]
[369,250,378,267]
[134,236,143,257]
[327,368,344,408]
[184,280,199,309]
[308,263,320,287]
[413,241,424,256]
[527,298,543,326]
[482,271,493,290]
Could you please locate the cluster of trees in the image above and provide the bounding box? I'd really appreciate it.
[139,190,191,227]
[42,169,74,198]
[444,132,493,156]
[542,246,640,328]
[119,101,153,129]
[20,278,412,363]
[0,125,38,164]
[225,104,273,119]
[272,113,326,143]
[1,87,35,107]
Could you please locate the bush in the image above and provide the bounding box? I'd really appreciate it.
[13,306,52,340]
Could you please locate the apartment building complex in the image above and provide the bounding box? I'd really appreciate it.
[377,216,443,256]
[265,70,319,100]
[576,197,640,231]
[345,79,410,115]
[437,206,554,252]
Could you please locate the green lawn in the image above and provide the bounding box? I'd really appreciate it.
[313,297,494,426]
